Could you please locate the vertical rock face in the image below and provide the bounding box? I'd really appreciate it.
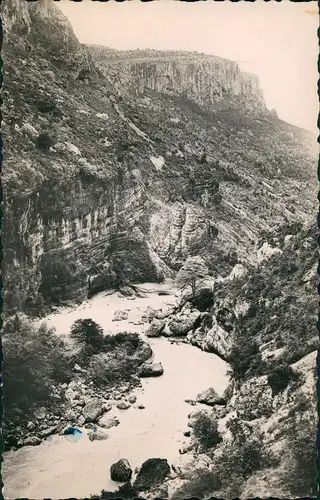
[5,177,160,312]
[88,48,267,115]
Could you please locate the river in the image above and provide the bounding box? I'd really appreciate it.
[3,283,229,499]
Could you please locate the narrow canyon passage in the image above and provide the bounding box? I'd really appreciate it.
[3,283,229,499]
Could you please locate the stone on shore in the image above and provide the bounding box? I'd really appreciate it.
[110,459,133,482]
[83,399,104,422]
[196,387,227,406]
[23,436,42,446]
[88,427,108,441]
[138,361,164,378]
[145,319,165,338]
[134,458,171,491]
[112,310,129,322]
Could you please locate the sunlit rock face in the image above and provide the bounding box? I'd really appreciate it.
[88,48,267,115]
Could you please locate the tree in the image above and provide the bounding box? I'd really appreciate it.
[70,318,104,354]
[193,411,222,450]
[3,318,72,425]
[175,256,210,297]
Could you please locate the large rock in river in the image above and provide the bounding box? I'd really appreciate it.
[88,426,109,441]
[138,361,164,377]
[196,387,227,406]
[110,459,133,482]
[145,318,165,338]
[168,310,201,336]
[112,309,129,321]
[134,458,170,491]
[83,399,104,423]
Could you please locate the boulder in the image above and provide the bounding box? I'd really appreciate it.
[196,387,227,406]
[205,321,232,358]
[139,361,164,378]
[132,340,153,364]
[110,459,133,482]
[117,401,131,410]
[103,403,112,412]
[83,399,104,423]
[23,436,42,446]
[98,415,120,429]
[21,122,39,137]
[169,311,201,337]
[39,426,57,438]
[134,458,170,491]
[112,309,129,322]
[141,306,157,323]
[26,421,35,431]
[145,319,165,338]
[77,415,85,427]
[65,409,77,421]
[128,395,137,404]
[88,427,108,441]
[65,388,79,402]
[34,407,46,419]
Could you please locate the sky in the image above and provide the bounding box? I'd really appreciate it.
[58,0,319,134]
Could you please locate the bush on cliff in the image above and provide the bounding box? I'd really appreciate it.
[40,256,74,303]
[3,317,72,425]
[171,469,221,499]
[218,438,278,497]
[283,406,317,497]
[267,363,299,396]
[228,338,265,381]
[192,411,222,450]
[35,132,53,151]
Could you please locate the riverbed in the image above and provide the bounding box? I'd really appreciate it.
[3,282,229,499]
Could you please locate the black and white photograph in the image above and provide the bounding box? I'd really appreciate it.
[1,0,319,498]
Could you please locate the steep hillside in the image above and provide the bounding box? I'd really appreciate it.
[145,221,318,498]
[3,0,317,316]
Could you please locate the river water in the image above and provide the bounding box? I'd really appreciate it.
[3,283,229,499]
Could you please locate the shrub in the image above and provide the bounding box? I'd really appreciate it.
[88,352,138,387]
[192,412,222,450]
[70,318,105,355]
[267,363,299,396]
[90,483,142,500]
[228,338,264,381]
[172,469,221,499]
[3,318,72,424]
[218,438,278,497]
[284,414,317,497]
[87,332,150,387]
[39,256,73,302]
[35,132,53,150]
[24,293,46,318]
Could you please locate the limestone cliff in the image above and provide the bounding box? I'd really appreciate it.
[3,0,316,314]
[88,47,267,115]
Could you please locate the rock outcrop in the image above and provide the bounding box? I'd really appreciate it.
[88,47,267,115]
